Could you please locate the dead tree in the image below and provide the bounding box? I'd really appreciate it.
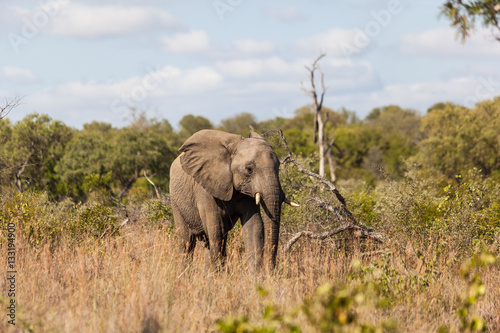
[301,53,338,182]
[278,129,386,252]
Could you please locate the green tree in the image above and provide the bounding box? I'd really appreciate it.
[365,105,422,178]
[0,113,73,195]
[58,117,176,201]
[334,124,375,178]
[218,112,257,137]
[179,114,213,139]
[417,98,500,179]
[111,119,174,199]
[57,123,113,199]
[441,0,500,41]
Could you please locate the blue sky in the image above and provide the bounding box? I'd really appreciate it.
[1,0,500,129]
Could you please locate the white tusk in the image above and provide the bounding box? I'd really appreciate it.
[255,192,261,205]
[284,197,300,207]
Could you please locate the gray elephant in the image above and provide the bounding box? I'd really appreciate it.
[169,129,297,269]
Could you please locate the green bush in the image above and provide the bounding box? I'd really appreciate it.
[216,283,394,333]
[368,167,500,256]
[0,191,121,246]
[0,191,62,246]
[71,202,118,239]
[140,198,173,227]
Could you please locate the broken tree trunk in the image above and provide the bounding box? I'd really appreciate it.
[302,53,329,179]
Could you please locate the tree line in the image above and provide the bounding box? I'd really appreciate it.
[1,96,499,202]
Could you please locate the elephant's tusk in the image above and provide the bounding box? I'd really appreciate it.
[255,192,261,205]
[284,197,300,207]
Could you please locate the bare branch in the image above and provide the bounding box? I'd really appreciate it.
[311,53,326,69]
[317,65,326,111]
[144,171,161,200]
[300,81,314,99]
[325,139,343,158]
[1,96,22,120]
[284,226,351,252]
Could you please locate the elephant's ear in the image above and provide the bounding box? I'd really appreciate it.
[179,130,242,201]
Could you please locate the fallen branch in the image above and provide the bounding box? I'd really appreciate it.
[278,129,387,251]
[308,197,386,243]
[283,226,351,252]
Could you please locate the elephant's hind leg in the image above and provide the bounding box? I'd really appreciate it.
[172,205,196,261]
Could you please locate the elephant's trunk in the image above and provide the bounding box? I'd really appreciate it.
[261,182,282,270]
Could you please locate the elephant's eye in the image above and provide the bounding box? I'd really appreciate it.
[245,165,253,175]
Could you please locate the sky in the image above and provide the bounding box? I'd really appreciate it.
[1,0,500,129]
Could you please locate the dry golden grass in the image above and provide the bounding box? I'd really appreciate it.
[1,225,499,333]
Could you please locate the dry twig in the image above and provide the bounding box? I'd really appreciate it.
[0,96,21,120]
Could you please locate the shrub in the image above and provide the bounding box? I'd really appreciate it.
[216,282,394,333]
[0,191,122,246]
[71,202,118,239]
[139,198,173,227]
[0,191,62,246]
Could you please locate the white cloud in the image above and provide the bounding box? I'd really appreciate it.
[325,61,381,93]
[28,65,222,110]
[401,28,500,57]
[215,56,381,98]
[360,75,500,114]
[260,6,303,21]
[294,28,370,57]
[233,39,274,54]
[45,3,181,38]
[19,64,222,126]
[162,30,210,53]
[216,57,302,78]
[176,66,222,92]
[0,5,30,27]
[1,66,38,84]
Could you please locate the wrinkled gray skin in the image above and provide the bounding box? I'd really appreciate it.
[169,129,283,270]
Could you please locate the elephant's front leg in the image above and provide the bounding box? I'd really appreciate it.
[202,210,228,270]
[240,206,264,270]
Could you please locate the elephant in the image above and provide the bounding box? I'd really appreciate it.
[169,129,298,270]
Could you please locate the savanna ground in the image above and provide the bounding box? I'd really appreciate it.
[1,164,499,333]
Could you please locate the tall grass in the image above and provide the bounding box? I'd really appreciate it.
[0,224,498,332]
[1,167,499,332]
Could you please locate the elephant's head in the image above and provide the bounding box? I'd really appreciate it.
[179,129,295,268]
